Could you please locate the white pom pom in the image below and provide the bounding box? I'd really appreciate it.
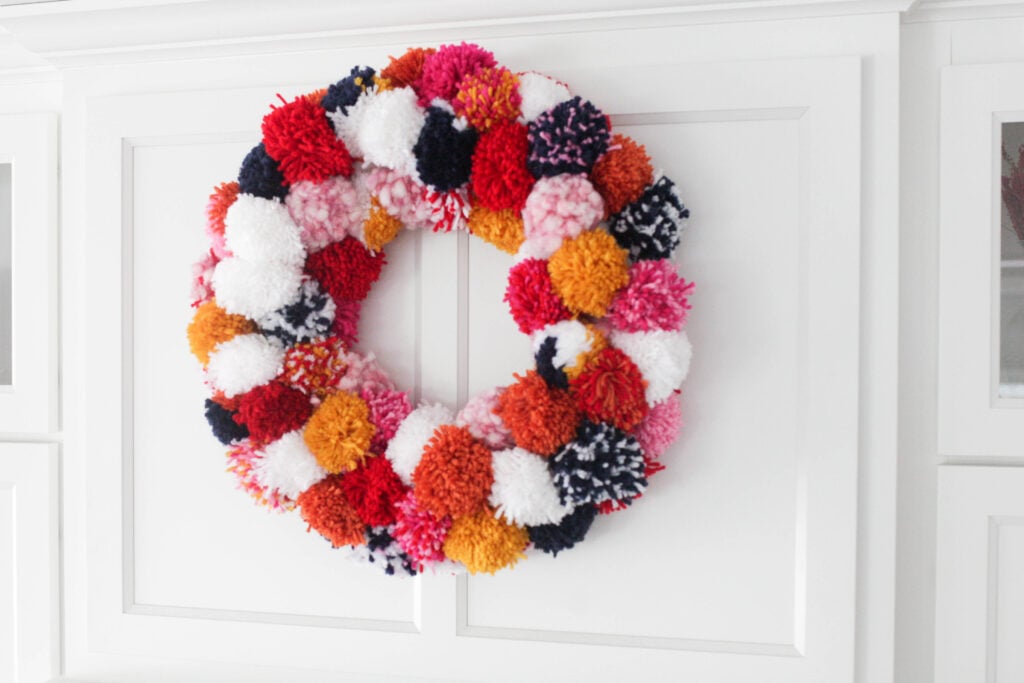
[254,430,327,499]
[332,87,425,176]
[223,193,305,265]
[206,333,284,397]
[531,320,592,369]
[610,329,692,403]
[489,447,572,526]
[385,403,454,485]
[212,256,303,319]
[517,72,572,122]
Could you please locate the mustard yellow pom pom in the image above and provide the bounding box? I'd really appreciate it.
[363,197,403,252]
[443,508,529,574]
[187,300,256,366]
[304,391,376,474]
[547,229,630,317]
[468,205,524,254]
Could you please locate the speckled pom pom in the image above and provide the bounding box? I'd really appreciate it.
[298,474,367,547]
[549,420,647,507]
[413,106,478,192]
[608,259,694,333]
[285,175,370,251]
[415,42,497,105]
[257,278,335,346]
[547,229,630,317]
[527,503,597,556]
[470,120,535,212]
[280,336,347,398]
[634,395,683,460]
[504,258,571,334]
[590,134,653,216]
[205,398,249,445]
[454,66,521,131]
[489,447,571,526]
[303,391,376,473]
[304,236,386,303]
[522,174,604,256]
[527,96,610,178]
[609,174,689,261]
[358,526,418,576]
[442,508,528,575]
[262,94,354,185]
[412,425,494,519]
[238,143,288,201]
[495,371,579,456]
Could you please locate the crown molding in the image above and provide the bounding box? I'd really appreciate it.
[903,0,1024,21]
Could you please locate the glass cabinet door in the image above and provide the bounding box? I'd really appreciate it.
[1000,122,1024,398]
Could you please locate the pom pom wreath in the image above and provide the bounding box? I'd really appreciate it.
[331,87,424,175]
[254,430,328,500]
[223,193,305,266]
[262,94,353,185]
[608,259,694,333]
[226,439,293,510]
[412,425,494,519]
[467,205,524,254]
[547,229,629,317]
[204,398,249,445]
[442,508,528,575]
[385,403,455,485]
[380,47,435,90]
[609,174,689,261]
[494,371,579,456]
[456,388,514,450]
[362,386,413,454]
[341,455,407,527]
[332,298,361,347]
[305,236,385,303]
[470,120,535,212]
[633,395,683,460]
[280,336,347,397]
[321,65,376,115]
[590,134,653,216]
[516,72,572,123]
[205,333,285,398]
[285,175,370,251]
[206,181,239,259]
[238,143,287,201]
[570,347,649,431]
[212,256,304,320]
[527,97,610,178]
[489,447,572,526]
[549,421,647,507]
[527,503,598,556]
[610,329,692,404]
[413,106,478,191]
[298,474,367,547]
[362,198,404,252]
[394,491,452,566]
[453,66,521,131]
[522,174,604,257]
[235,381,313,444]
[257,278,335,346]
[415,43,497,105]
[187,300,256,366]
[504,258,571,334]
[303,391,376,473]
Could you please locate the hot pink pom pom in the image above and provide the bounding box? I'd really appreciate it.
[191,250,218,307]
[607,260,695,333]
[504,258,572,334]
[285,175,369,251]
[415,42,497,105]
[331,298,361,348]
[633,394,683,460]
[522,174,604,255]
[394,491,452,565]
[361,386,413,453]
[365,167,433,230]
[456,388,514,450]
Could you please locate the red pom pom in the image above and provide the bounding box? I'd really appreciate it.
[262,95,353,185]
[495,371,579,456]
[470,120,535,212]
[235,381,313,444]
[412,425,494,518]
[298,474,366,547]
[305,236,386,302]
[570,347,649,431]
[504,258,571,334]
[341,455,408,527]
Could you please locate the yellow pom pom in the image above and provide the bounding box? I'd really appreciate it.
[547,229,630,317]
[443,508,529,574]
[467,205,524,254]
[363,197,403,252]
[564,325,608,381]
[303,391,376,474]
[187,300,255,366]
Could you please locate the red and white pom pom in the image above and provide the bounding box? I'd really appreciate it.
[385,403,455,485]
[205,333,285,398]
[521,174,604,257]
[254,430,328,500]
[610,329,692,404]
[285,174,371,252]
[489,447,572,526]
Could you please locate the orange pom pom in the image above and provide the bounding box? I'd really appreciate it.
[495,371,579,456]
[413,425,494,519]
[298,474,366,548]
[590,134,654,217]
[380,47,437,89]
[304,391,376,473]
[547,230,630,317]
[443,508,528,574]
[570,347,649,431]
[187,300,255,365]
[363,197,404,252]
[467,205,524,254]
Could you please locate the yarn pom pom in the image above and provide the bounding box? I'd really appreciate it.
[365,167,434,229]
[634,395,683,460]
[204,398,249,445]
[494,371,579,456]
[321,65,375,115]
[413,106,478,191]
[254,430,328,500]
[341,455,408,527]
[361,386,413,453]
[442,508,528,574]
[527,96,610,178]
[285,175,370,251]
[190,250,217,306]
[534,336,568,389]
[223,193,305,266]
[504,258,571,334]
[527,503,597,556]
[212,256,304,319]
[456,388,514,450]
[257,278,335,346]
[332,298,361,347]
[187,300,256,366]
[359,526,418,576]
[530,319,594,380]
[305,236,386,303]
[549,420,647,507]
[610,329,692,404]
[547,229,630,317]
[609,174,689,261]
[385,403,455,485]
[361,198,404,252]
[470,120,535,212]
[298,474,367,547]
[516,72,572,123]
[206,181,239,259]
[489,447,572,526]
[415,42,497,105]
[237,143,287,201]
[303,391,376,473]
[453,66,521,131]
[394,491,452,566]
[521,174,604,257]
[380,47,436,89]
[235,381,313,444]
[280,336,347,398]
[608,259,694,333]
[412,425,494,519]
[424,187,470,233]
[590,134,653,216]
[570,347,648,431]
[205,333,284,398]
[336,349,395,395]
[226,440,292,510]
[262,94,353,185]
[467,205,524,254]
[331,87,425,175]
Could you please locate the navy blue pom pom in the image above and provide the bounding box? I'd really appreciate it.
[257,280,334,346]
[527,96,610,178]
[527,504,598,556]
[413,106,478,191]
[365,526,418,576]
[549,421,647,507]
[534,336,569,389]
[204,399,249,445]
[238,143,287,200]
[322,66,375,116]
[608,175,689,261]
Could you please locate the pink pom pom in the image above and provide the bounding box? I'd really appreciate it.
[456,388,514,450]
[285,175,369,251]
[415,42,497,105]
[522,174,604,256]
[504,258,572,334]
[361,386,413,453]
[394,491,452,565]
[633,395,683,460]
[191,250,218,307]
[365,167,433,230]
[337,349,395,395]
[331,298,361,348]
[607,260,695,333]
